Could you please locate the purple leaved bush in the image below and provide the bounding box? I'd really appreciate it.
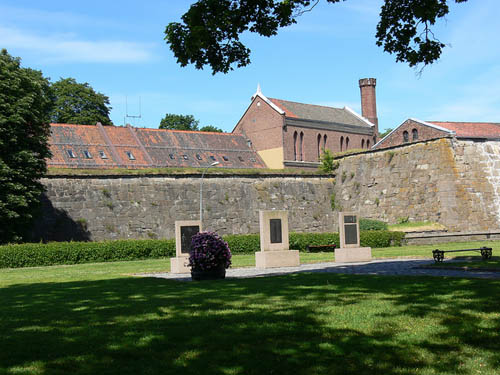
[188,232,232,271]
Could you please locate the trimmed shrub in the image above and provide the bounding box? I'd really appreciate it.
[289,232,338,251]
[222,234,260,254]
[359,218,388,231]
[0,230,405,269]
[0,239,175,269]
[360,230,405,248]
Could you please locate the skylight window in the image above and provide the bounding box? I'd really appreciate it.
[196,154,202,160]
[169,154,175,159]
[183,155,188,160]
[83,150,92,159]
[250,158,256,162]
[67,149,76,158]
[99,151,107,159]
[126,151,135,160]
[238,156,244,162]
[210,155,216,161]
[222,156,228,161]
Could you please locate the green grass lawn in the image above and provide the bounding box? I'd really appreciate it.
[428,259,500,270]
[1,254,500,374]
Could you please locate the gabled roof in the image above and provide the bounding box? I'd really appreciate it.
[372,118,454,149]
[268,98,372,128]
[47,123,266,169]
[428,121,500,139]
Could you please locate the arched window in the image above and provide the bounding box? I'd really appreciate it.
[323,134,327,150]
[367,139,370,148]
[340,136,344,152]
[317,134,321,160]
[403,131,409,143]
[361,139,365,149]
[293,131,298,160]
[299,132,304,161]
[412,128,418,141]
[346,137,350,150]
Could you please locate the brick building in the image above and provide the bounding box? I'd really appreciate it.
[374,119,500,149]
[233,78,379,169]
[48,123,266,169]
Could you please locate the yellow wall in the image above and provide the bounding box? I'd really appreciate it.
[258,147,284,169]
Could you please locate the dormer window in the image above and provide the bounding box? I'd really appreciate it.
[238,156,244,162]
[126,151,135,160]
[169,154,175,159]
[210,155,216,161]
[99,150,107,159]
[83,150,92,159]
[67,149,76,158]
[222,156,228,161]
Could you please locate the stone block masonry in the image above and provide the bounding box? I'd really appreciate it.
[36,138,500,242]
[334,138,500,232]
[38,175,336,241]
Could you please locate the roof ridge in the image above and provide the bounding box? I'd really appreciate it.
[428,121,500,125]
[51,123,99,127]
[268,97,344,110]
[136,128,236,135]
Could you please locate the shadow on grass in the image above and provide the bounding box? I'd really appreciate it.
[1,273,499,374]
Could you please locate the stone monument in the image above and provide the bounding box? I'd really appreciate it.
[170,220,201,273]
[255,210,300,268]
[335,212,372,262]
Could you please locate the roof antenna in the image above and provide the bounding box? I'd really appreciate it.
[124,96,142,126]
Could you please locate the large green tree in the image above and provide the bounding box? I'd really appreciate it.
[159,114,223,132]
[0,49,53,244]
[165,0,468,74]
[199,125,223,132]
[159,113,200,130]
[50,78,113,125]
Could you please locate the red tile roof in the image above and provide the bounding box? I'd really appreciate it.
[428,121,500,139]
[47,123,266,169]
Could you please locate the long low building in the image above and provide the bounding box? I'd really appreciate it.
[48,122,266,169]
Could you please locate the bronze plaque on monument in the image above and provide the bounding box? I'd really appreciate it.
[180,225,200,254]
[344,215,358,245]
[270,219,282,244]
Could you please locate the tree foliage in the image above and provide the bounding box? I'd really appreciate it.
[319,149,339,174]
[379,128,393,139]
[199,125,223,132]
[0,49,53,244]
[165,0,468,74]
[159,114,223,132]
[159,113,199,130]
[50,78,112,125]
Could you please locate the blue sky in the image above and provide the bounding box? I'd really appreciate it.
[1,0,498,133]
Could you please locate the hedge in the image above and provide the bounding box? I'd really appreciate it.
[359,218,388,231]
[0,239,175,269]
[0,230,405,269]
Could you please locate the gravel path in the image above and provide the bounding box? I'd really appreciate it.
[138,258,500,282]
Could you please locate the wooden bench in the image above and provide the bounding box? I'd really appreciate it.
[306,244,336,253]
[432,247,492,263]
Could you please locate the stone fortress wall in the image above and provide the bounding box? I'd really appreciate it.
[37,138,500,241]
[334,138,500,232]
[38,175,336,241]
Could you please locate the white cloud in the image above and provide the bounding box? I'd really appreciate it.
[0,26,155,64]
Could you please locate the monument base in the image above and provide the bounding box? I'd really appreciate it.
[335,247,372,263]
[170,256,191,273]
[255,250,300,269]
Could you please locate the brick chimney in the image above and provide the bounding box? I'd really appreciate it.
[359,78,378,141]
